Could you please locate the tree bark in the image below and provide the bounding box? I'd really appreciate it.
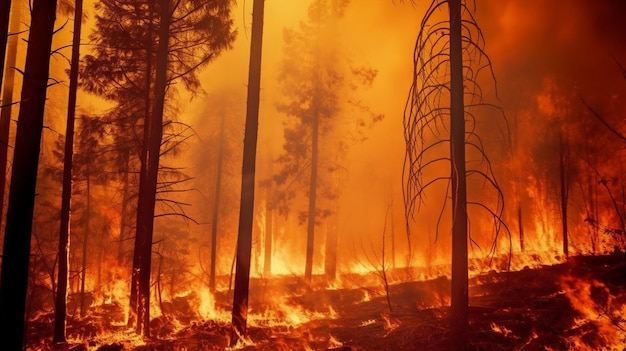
[54,0,83,342]
[0,1,57,349]
[0,0,20,228]
[231,0,264,344]
[448,0,469,349]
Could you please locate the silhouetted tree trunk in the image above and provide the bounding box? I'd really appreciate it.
[0,1,57,349]
[304,104,320,282]
[231,0,264,344]
[210,111,225,293]
[54,0,83,342]
[449,0,469,349]
[559,130,569,258]
[132,0,170,336]
[0,1,20,225]
[129,9,155,330]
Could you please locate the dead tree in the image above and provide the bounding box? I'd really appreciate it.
[54,0,84,342]
[403,0,507,349]
[0,1,58,349]
[231,0,265,345]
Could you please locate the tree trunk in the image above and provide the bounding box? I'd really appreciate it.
[210,111,225,293]
[131,0,170,336]
[304,97,320,283]
[0,1,57,349]
[54,0,83,342]
[231,0,264,344]
[448,0,469,349]
[0,0,20,228]
[129,1,156,331]
[559,130,569,258]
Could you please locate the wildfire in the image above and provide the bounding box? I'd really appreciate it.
[560,275,626,349]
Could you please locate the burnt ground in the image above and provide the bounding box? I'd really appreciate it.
[26,253,626,351]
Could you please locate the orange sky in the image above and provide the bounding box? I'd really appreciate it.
[5,0,626,277]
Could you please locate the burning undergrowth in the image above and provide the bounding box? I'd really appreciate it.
[23,253,626,350]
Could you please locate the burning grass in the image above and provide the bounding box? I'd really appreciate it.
[25,253,626,350]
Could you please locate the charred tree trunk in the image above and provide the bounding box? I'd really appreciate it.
[54,0,84,342]
[231,0,264,344]
[304,107,320,282]
[0,1,57,349]
[448,0,469,349]
[129,3,156,331]
[0,1,20,226]
[559,130,569,258]
[131,0,170,336]
[210,112,225,293]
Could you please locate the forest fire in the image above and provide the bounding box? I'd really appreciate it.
[1,0,626,350]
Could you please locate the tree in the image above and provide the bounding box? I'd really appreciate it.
[0,1,21,226]
[54,0,84,342]
[82,0,236,335]
[272,0,380,283]
[231,0,264,344]
[403,0,505,349]
[0,1,58,349]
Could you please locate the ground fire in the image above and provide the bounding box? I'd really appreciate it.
[1,0,626,350]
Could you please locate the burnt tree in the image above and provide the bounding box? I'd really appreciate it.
[0,1,20,224]
[54,0,84,342]
[231,0,265,344]
[403,0,506,349]
[0,1,58,349]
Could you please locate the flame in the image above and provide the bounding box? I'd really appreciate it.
[560,276,626,349]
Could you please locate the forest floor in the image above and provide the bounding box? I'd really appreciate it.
[27,253,626,351]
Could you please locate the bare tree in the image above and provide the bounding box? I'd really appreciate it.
[54,0,84,342]
[403,0,507,349]
[231,0,265,344]
[0,1,21,225]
